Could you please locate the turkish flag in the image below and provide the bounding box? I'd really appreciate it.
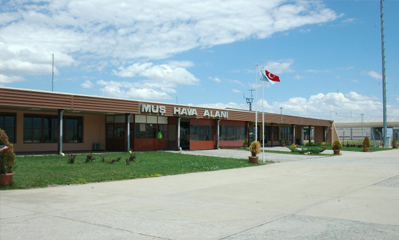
[265,70,280,82]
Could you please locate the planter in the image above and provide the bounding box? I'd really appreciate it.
[364,148,369,152]
[248,156,258,164]
[0,173,14,186]
[321,146,326,149]
[282,144,286,147]
[333,149,340,155]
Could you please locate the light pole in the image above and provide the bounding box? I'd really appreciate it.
[361,114,364,138]
[380,0,388,148]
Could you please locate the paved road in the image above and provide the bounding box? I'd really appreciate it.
[1,149,399,239]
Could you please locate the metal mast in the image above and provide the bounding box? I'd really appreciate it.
[52,54,54,92]
[246,89,254,111]
[380,0,387,147]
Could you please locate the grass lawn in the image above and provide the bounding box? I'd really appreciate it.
[1,151,268,190]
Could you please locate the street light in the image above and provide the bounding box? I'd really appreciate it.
[361,113,364,138]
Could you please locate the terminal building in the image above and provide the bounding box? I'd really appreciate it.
[0,87,337,154]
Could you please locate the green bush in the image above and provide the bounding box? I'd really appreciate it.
[242,139,248,147]
[0,129,17,174]
[332,140,343,150]
[392,138,397,148]
[362,136,371,148]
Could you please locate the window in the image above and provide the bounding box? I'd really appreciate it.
[23,115,82,143]
[281,126,292,141]
[0,113,16,143]
[273,126,279,141]
[135,124,157,138]
[24,115,58,143]
[64,117,83,143]
[134,115,168,139]
[221,126,245,141]
[190,125,214,141]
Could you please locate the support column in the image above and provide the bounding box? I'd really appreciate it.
[308,125,312,143]
[216,119,220,149]
[292,124,296,145]
[58,109,65,155]
[125,113,132,152]
[271,123,274,147]
[323,126,326,142]
[177,117,181,150]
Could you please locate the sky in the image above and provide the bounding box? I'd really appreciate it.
[1,0,398,122]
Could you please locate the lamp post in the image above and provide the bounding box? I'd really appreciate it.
[361,114,364,138]
[380,0,388,148]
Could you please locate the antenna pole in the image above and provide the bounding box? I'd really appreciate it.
[52,54,54,92]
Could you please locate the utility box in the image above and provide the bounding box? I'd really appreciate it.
[92,143,103,151]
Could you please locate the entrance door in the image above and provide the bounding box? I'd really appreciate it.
[180,121,190,150]
[106,123,126,151]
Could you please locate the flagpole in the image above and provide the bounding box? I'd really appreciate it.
[255,63,258,142]
[262,79,265,163]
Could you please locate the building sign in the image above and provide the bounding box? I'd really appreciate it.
[141,104,166,115]
[140,104,228,119]
[173,107,197,116]
[204,110,228,118]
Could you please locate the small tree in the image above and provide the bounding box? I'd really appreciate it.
[332,140,343,150]
[0,129,17,174]
[249,141,261,157]
[362,136,371,148]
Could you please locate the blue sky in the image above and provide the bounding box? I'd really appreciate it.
[1,0,398,121]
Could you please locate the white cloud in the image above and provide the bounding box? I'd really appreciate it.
[81,80,93,89]
[275,91,387,119]
[299,28,311,33]
[108,61,199,100]
[0,0,339,83]
[294,74,302,80]
[0,74,25,84]
[113,62,199,86]
[97,80,171,101]
[208,77,221,83]
[232,89,241,94]
[199,102,246,110]
[306,69,330,73]
[262,59,294,74]
[342,18,355,23]
[229,79,245,87]
[368,71,382,80]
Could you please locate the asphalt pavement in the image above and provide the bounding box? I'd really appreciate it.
[1,148,399,240]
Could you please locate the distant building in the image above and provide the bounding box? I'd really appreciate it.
[334,117,399,146]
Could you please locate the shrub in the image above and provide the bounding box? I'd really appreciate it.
[242,139,248,147]
[362,136,371,148]
[288,144,297,150]
[0,129,17,174]
[249,141,261,157]
[321,142,327,146]
[392,138,397,148]
[332,140,343,150]
[85,153,95,163]
[67,154,76,164]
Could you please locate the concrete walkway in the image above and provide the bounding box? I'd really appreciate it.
[1,149,399,239]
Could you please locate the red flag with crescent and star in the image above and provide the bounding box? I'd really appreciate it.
[260,69,280,84]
